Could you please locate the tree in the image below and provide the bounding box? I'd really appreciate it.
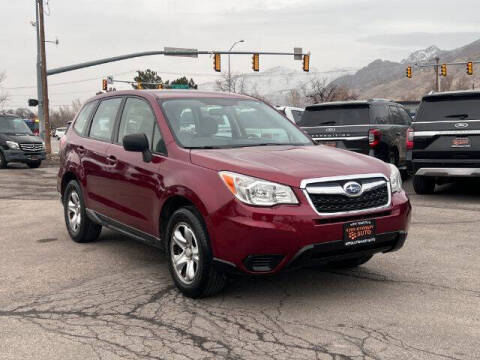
[166,76,198,89]
[0,71,8,109]
[305,78,358,104]
[49,99,82,129]
[132,69,163,89]
[215,72,247,94]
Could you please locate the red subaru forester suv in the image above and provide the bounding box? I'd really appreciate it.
[58,90,411,298]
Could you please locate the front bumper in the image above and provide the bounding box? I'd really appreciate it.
[3,149,46,163]
[209,190,411,275]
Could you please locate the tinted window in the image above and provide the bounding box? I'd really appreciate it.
[372,105,389,124]
[160,98,311,149]
[388,106,403,125]
[291,110,304,123]
[397,107,412,125]
[118,98,156,146]
[299,105,370,126]
[89,98,122,141]
[0,117,33,134]
[73,101,97,135]
[416,95,480,121]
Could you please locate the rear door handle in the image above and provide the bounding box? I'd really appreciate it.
[107,155,117,165]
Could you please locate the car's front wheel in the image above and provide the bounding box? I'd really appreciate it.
[413,175,435,194]
[166,207,226,298]
[63,180,102,243]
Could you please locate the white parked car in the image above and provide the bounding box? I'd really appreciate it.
[54,127,67,139]
[275,106,304,124]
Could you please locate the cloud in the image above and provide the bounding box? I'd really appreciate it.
[358,32,480,49]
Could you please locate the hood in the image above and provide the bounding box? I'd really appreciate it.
[0,133,43,143]
[190,145,391,188]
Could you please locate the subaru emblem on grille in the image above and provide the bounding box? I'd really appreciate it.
[454,122,469,129]
[343,181,363,197]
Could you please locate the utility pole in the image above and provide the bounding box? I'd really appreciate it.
[228,40,244,92]
[37,0,51,154]
[434,56,440,92]
[35,0,43,139]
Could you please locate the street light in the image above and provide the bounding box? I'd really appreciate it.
[228,39,244,92]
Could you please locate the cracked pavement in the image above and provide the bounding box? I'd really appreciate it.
[0,166,479,359]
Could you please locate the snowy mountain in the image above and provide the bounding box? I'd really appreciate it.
[198,65,357,105]
[401,45,443,64]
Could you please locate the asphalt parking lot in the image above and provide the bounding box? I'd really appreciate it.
[0,165,479,360]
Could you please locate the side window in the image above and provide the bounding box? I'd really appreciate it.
[373,105,389,124]
[89,98,122,141]
[388,105,403,125]
[118,98,156,146]
[398,107,412,126]
[73,101,97,135]
[152,123,167,154]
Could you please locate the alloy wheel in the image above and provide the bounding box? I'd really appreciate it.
[67,190,82,233]
[170,222,200,284]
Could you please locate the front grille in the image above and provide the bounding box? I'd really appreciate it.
[304,176,389,214]
[20,143,43,152]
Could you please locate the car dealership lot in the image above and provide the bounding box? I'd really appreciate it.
[0,166,479,360]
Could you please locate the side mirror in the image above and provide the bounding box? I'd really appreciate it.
[123,133,152,162]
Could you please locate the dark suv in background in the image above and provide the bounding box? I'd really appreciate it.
[298,100,412,176]
[0,114,46,169]
[408,91,480,194]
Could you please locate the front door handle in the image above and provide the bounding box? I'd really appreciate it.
[107,155,117,165]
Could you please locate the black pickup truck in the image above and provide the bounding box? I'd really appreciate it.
[408,91,480,194]
[298,99,411,175]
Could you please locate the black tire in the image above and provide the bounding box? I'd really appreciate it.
[327,255,373,268]
[0,152,7,169]
[413,175,435,195]
[166,206,226,298]
[27,160,42,169]
[63,180,102,243]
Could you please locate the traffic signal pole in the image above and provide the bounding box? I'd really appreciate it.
[435,57,440,92]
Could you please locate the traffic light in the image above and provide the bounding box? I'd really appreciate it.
[467,62,473,75]
[302,54,310,72]
[406,66,412,78]
[213,53,221,72]
[440,64,447,77]
[252,53,259,72]
[137,82,143,89]
[157,83,163,89]
[102,79,107,91]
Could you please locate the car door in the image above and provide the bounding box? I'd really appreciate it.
[82,97,123,217]
[105,96,167,237]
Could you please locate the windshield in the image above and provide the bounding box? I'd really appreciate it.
[159,98,312,149]
[416,95,480,121]
[0,116,33,134]
[299,105,370,127]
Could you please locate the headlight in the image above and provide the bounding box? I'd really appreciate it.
[41,141,46,150]
[219,171,298,206]
[389,164,402,193]
[6,141,19,150]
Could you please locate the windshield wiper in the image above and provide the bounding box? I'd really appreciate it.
[319,121,337,125]
[445,113,469,119]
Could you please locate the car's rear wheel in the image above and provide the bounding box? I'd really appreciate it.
[327,255,373,268]
[63,180,102,243]
[0,152,7,169]
[166,207,226,298]
[27,160,42,168]
[413,175,435,194]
